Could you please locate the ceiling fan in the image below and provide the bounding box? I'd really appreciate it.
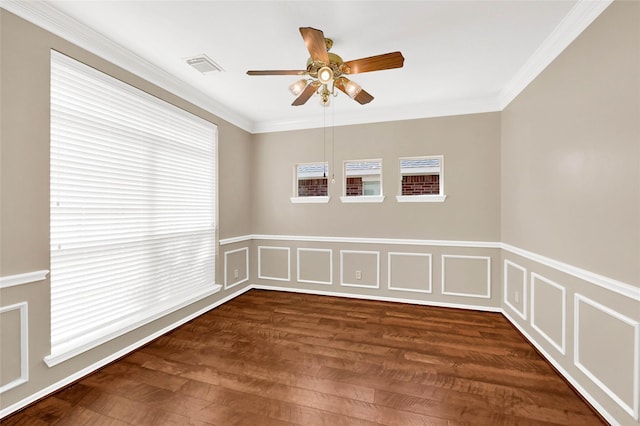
[247,27,404,107]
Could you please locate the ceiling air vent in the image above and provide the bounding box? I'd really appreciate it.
[185,54,223,74]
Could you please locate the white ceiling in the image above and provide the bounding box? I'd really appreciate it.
[4,1,611,133]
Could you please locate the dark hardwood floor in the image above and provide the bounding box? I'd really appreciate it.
[4,289,604,425]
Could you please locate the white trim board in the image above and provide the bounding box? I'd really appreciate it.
[218,235,636,300]
[253,284,502,313]
[530,273,566,355]
[441,255,492,299]
[296,248,333,286]
[340,250,380,289]
[387,252,433,294]
[0,270,49,289]
[502,243,639,301]
[257,246,291,282]
[0,302,29,394]
[574,294,639,420]
[503,259,527,320]
[224,247,249,290]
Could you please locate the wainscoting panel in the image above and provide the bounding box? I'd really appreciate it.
[388,252,432,293]
[574,294,639,419]
[0,302,28,394]
[441,255,491,299]
[503,259,527,320]
[340,250,380,289]
[257,246,290,282]
[224,247,249,290]
[297,248,332,285]
[530,273,566,355]
[502,248,640,426]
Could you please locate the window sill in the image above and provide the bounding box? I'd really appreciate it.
[290,196,330,204]
[396,194,447,203]
[44,284,222,367]
[340,195,385,203]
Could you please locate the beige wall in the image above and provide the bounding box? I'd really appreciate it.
[0,9,253,412]
[501,2,640,424]
[501,0,639,287]
[252,112,502,241]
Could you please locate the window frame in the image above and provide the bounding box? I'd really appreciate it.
[340,158,385,203]
[396,155,447,203]
[290,161,330,203]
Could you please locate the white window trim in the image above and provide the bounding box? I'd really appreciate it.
[340,195,385,203]
[396,194,447,203]
[290,196,330,204]
[398,155,446,202]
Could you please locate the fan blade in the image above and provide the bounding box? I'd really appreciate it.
[342,52,404,74]
[292,82,318,106]
[335,78,374,105]
[247,70,306,76]
[299,27,330,64]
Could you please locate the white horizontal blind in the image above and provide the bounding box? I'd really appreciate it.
[50,51,217,360]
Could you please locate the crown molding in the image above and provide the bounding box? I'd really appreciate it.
[2,0,612,134]
[252,96,502,133]
[0,0,254,132]
[497,0,613,109]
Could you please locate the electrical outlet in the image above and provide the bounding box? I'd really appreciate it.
[233,269,239,279]
[355,270,362,280]
[515,291,519,304]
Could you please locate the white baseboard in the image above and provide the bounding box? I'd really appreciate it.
[251,284,502,312]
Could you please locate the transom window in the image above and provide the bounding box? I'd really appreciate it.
[291,162,330,203]
[341,159,384,203]
[397,156,446,202]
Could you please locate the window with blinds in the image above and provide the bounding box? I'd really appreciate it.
[48,50,219,366]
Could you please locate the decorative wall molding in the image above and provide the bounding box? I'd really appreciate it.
[0,0,253,133]
[574,294,639,420]
[441,255,492,299]
[251,234,500,248]
[497,0,614,109]
[502,243,639,301]
[224,247,249,290]
[0,270,49,289]
[257,246,291,282]
[219,235,253,246]
[253,284,502,313]
[340,250,380,289]
[530,273,566,355]
[0,303,28,394]
[388,252,432,294]
[296,248,333,286]
[503,260,527,320]
[221,235,636,300]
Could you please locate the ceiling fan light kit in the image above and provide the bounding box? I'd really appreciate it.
[247,27,404,107]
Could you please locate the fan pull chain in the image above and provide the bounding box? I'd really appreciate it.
[331,99,335,184]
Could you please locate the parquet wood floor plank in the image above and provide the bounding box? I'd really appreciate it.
[3,290,605,425]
